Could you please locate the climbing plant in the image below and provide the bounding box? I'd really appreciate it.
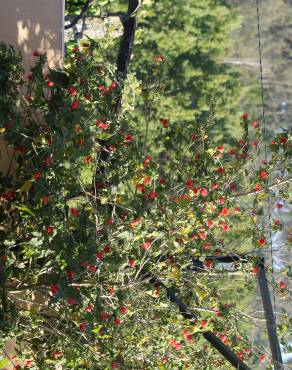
[0,29,291,370]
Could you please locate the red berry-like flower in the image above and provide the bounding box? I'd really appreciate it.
[34,171,41,181]
[85,304,94,313]
[79,323,87,331]
[96,252,104,260]
[101,311,110,321]
[200,320,207,328]
[169,339,181,350]
[156,54,165,63]
[119,306,128,315]
[69,85,77,97]
[70,208,80,216]
[124,134,133,142]
[130,217,141,227]
[217,145,224,153]
[46,226,53,234]
[258,238,267,247]
[219,208,229,217]
[259,354,266,362]
[252,120,259,128]
[129,258,135,268]
[230,148,235,156]
[33,50,41,57]
[140,241,152,250]
[252,266,260,275]
[53,351,60,359]
[186,179,194,189]
[50,284,59,295]
[137,183,146,193]
[200,188,208,197]
[103,245,111,254]
[143,156,152,167]
[144,176,151,186]
[254,183,263,192]
[242,113,249,120]
[182,329,192,341]
[217,167,225,174]
[260,170,268,179]
[111,362,118,369]
[70,100,79,110]
[205,259,213,269]
[149,189,158,199]
[160,118,169,127]
[114,318,121,326]
[47,80,54,87]
[279,281,286,289]
[67,297,78,305]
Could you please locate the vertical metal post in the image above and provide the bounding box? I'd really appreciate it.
[257,261,284,369]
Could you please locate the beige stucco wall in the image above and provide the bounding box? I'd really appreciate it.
[0,0,64,176]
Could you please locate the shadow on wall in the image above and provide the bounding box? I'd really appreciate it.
[0,0,64,70]
[0,0,64,176]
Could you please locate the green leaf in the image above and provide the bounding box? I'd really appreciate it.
[15,204,35,216]
[0,358,9,369]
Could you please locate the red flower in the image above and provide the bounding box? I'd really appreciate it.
[33,50,41,57]
[72,46,79,53]
[160,177,167,185]
[85,304,94,313]
[130,217,141,227]
[114,318,121,326]
[79,323,87,331]
[143,156,152,167]
[218,195,225,204]
[169,339,181,350]
[230,148,235,156]
[109,81,117,91]
[44,157,53,166]
[67,297,78,305]
[84,155,93,163]
[161,356,168,364]
[70,208,80,216]
[219,208,229,217]
[77,138,85,145]
[53,351,60,359]
[217,167,225,174]
[50,284,59,295]
[43,195,50,206]
[149,189,158,199]
[280,136,288,144]
[207,220,214,229]
[97,120,109,130]
[220,335,229,345]
[156,54,165,63]
[111,362,118,369]
[70,100,79,110]
[205,259,213,269]
[124,134,133,142]
[279,281,286,289]
[128,259,135,268]
[252,120,259,128]
[254,183,262,192]
[259,354,266,362]
[140,241,152,250]
[103,245,111,254]
[200,188,208,197]
[46,226,53,234]
[242,113,249,120]
[199,232,207,240]
[87,264,97,272]
[193,187,200,196]
[119,306,128,315]
[260,170,268,179]
[144,176,151,186]
[160,118,169,127]
[69,85,77,97]
[182,329,192,341]
[101,311,110,321]
[137,183,146,193]
[217,145,224,153]
[47,80,54,88]
[96,251,104,260]
[108,287,115,295]
[276,203,283,209]
[34,171,41,181]
[186,179,194,189]
[258,238,267,247]
[67,271,75,281]
[243,348,251,355]
[220,221,229,232]
[200,320,207,328]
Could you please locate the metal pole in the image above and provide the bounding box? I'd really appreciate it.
[257,261,284,369]
[142,270,251,370]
